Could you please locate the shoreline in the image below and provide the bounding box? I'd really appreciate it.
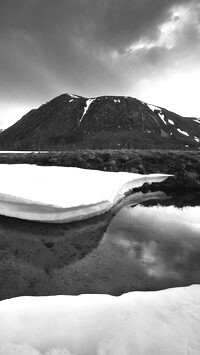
[0,149,199,192]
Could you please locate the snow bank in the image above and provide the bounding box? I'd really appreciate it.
[0,165,170,223]
[0,285,199,354]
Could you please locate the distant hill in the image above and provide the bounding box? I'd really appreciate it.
[0,93,200,150]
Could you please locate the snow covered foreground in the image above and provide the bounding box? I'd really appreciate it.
[0,165,170,223]
[0,285,200,354]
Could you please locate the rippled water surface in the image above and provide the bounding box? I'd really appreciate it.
[0,194,200,299]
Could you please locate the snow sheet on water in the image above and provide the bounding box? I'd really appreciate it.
[0,165,169,223]
[0,285,200,354]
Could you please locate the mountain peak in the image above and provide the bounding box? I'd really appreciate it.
[0,94,199,150]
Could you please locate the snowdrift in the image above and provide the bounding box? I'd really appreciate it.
[0,285,200,354]
[0,164,170,223]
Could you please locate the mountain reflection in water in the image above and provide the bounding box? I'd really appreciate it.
[0,192,199,299]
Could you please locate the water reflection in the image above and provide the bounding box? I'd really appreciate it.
[50,203,200,295]
[0,193,200,299]
[0,211,112,300]
[109,206,200,284]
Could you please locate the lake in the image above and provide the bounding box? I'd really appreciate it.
[0,192,199,300]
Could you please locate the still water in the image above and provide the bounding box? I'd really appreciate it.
[0,193,199,299]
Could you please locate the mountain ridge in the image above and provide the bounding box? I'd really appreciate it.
[0,93,200,150]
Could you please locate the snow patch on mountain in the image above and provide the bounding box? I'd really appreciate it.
[70,94,79,99]
[158,113,167,125]
[147,104,161,112]
[78,99,95,125]
[194,136,200,142]
[168,119,174,125]
[114,99,121,103]
[147,104,167,125]
[177,128,189,136]
[193,119,200,124]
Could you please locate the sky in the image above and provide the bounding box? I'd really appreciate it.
[0,0,200,129]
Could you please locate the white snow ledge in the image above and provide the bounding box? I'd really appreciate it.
[0,285,199,354]
[0,165,170,223]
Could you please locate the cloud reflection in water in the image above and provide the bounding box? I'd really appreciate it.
[109,205,200,287]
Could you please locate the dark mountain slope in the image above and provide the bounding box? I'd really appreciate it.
[0,94,200,150]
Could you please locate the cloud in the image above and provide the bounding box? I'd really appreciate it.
[0,343,73,355]
[0,0,200,127]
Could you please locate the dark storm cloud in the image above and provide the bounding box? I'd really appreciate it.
[0,0,192,48]
[0,0,200,125]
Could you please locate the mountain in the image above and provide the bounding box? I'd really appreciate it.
[0,93,200,150]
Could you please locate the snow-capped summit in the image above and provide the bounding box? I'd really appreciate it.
[0,93,199,150]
